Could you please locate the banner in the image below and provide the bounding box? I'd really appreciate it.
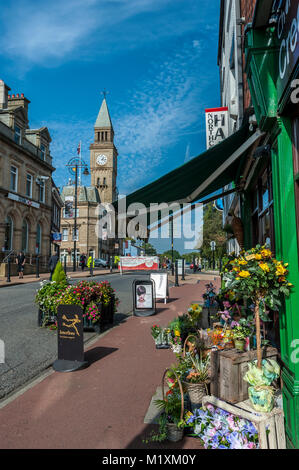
[64,196,74,219]
[119,256,159,271]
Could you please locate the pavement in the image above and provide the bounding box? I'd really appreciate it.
[0,274,221,449]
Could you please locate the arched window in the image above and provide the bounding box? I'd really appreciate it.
[36,223,42,254]
[4,216,13,251]
[21,219,29,253]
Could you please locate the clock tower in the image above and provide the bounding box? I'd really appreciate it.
[90,96,118,203]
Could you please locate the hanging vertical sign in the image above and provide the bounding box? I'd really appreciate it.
[205,107,229,149]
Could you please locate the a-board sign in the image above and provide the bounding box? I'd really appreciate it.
[132,279,156,317]
[177,259,184,275]
[150,273,169,304]
[53,304,88,372]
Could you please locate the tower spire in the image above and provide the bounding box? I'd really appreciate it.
[95,92,113,129]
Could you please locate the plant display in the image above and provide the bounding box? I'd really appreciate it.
[35,280,68,325]
[231,325,252,341]
[184,352,210,384]
[224,244,292,368]
[151,324,162,339]
[185,404,259,449]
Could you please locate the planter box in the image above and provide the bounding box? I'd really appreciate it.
[210,346,278,404]
[38,308,56,327]
[202,395,286,449]
[83,316,101,333]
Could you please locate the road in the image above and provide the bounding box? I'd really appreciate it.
[0,272,153,400]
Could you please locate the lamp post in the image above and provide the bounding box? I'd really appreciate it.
[66,157,89,272]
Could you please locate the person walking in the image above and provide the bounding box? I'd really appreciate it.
[79,253,86,272]
[16,251,25,279]
[48,253,59,281]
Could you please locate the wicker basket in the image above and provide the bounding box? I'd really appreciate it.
[162,368,184,442]
[182,335,209,408]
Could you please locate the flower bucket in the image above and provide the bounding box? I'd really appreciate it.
[248,386,275,413]
[154,331,170,349]
[166,423,184,442]
[234,339,245,351]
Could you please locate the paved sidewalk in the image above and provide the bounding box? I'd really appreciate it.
[0,277,220,449]
[0,268,117,287]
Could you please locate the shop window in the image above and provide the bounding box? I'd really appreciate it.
[251,164,274,250]
[26,173,32,198]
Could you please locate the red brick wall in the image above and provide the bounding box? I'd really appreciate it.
[240,0,258,112]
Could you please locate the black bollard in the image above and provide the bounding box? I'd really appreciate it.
[36,256,40,278]
[64,255,67,274]
[6,256,11,283]
[175,260,179,287]
[181,259,185,281]
[110,257,113,273]
[193,256,196,273]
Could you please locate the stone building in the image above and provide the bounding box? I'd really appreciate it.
[60,96,119,265]
[0,79,56,277]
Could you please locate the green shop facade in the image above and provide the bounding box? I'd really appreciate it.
[242,0,299,448]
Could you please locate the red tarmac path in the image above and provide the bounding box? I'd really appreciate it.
[0,279,220,449]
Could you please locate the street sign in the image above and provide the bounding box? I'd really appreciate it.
[177,259,184,275]
[150,273,169,304]
[53,305,89,372]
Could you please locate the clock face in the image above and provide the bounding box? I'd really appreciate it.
[96,154,107,166]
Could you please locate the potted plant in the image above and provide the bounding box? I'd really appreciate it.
[181,351,210,409]
[151,325,171,349]
[35,278,68,327]
[231,325,252,351]
[224,245,292,369]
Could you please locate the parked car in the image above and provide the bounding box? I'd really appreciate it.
[94,258,108,268]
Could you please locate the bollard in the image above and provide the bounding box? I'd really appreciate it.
[181,259,185,281]
[64,256,67,274]
[110,258,113,273]
[36,256,40,278]
[193,256,196,273]
[175,260,179,287]
[6,256,11,283]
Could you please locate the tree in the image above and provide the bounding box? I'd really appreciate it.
[52,261,66,283]
[162,250,181,261]
[141,241,157,256]
[201,202,226,260]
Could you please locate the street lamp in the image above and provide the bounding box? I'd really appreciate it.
[66,157,90,272]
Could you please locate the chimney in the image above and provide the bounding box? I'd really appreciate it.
[0,80,11,109]
[8,91,31,124]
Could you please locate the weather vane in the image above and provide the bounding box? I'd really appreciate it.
[101,89,109,99]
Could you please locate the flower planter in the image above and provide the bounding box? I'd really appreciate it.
[182,381,209,410]
[234,339,245,351]
[166,423,184,442]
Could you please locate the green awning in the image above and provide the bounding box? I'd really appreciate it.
[120,125,262,209]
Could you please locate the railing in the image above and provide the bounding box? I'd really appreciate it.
[2,250,15,263]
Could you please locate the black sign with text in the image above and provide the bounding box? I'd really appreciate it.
[56,304,85,363]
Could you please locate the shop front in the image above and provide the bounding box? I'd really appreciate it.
[243,0,299,448]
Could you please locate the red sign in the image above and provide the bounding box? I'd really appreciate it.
[119,256,159,271]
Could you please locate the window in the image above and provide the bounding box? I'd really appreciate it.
[62,228,68,241]
[10,166,18,192]
[36,224,41,254]
[105,131,108,141]
[21,219,29,253]
[251,164,274,250]
[97,177,100,187]
[14,125,21,145]
[72,228,79,241]
[26,173,32,198]
[40,144,46,161]
[103,177,106,186]
[38,180,45,203]
[4,216,13,251]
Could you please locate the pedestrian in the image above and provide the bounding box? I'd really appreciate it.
[87,255,95,270]
[79,253,86,271]
[16,251,25,279]
[48,252,59,281]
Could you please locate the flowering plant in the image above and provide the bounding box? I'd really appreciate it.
[185,404,259,449]
[151,324,162,339]
[35,280,68,318]
[184,352,210,384]
[224,244,293,368]
[84,301,100,323]
[187,303,202,327]
[231,325,252,341]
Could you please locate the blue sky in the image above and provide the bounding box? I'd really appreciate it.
[0,0,221,254]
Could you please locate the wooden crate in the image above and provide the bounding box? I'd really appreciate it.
[210,346,278,404]
[202,395,286,449]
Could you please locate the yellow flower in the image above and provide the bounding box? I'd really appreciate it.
[288,283,293,287]
[239,259,248,265]
[255,254,262,260]
[276,264,287,276]
[238,270,251,278]
[245,254,256,261]
[259,262,270,272]
[174,330,180,337]
[261,249,272,258]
